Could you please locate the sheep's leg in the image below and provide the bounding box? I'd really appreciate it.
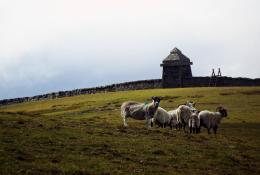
[179,123,182,130]
[196,127,199,134]
[183,124,187,132]
[121,110,128,127]
[123,116,128,127]
[207,128,211,134]
[213,126,218,134]
[151,118,154,127]
[146,118,152,129]
[177,123,180,130]
[178,123,182,130]
[189,127,192,133]
[197,127,201,134]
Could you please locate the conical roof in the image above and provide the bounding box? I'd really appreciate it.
[161,47,192,66]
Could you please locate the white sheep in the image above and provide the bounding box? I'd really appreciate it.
[176,104,197,132]
[188,111,200,134]
[198,107,228,134]
[121,96,161,128]
[152,107,171,128]
[150,107,179,130]
[168,109,179,129]
[153,106,196,131]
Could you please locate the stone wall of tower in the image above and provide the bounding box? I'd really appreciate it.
[162,65,192,88]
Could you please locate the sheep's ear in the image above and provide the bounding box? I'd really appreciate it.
[151,96,155,100]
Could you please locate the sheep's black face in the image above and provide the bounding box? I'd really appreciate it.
[217,107,228,117]
[152,96,161,108]
[222,109,228,117]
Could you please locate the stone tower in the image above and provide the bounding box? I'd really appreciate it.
[160,48,193,88]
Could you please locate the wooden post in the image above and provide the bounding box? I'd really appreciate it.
[217,68,222,77]
[209,69,215,87]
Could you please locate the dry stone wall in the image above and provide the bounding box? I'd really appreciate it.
[1,77,260,106]
[0,79,162,106]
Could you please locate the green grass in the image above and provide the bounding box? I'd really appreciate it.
[0,87,260,175]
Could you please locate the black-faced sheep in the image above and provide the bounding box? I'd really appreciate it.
[198,107,228,134]
[120,96,161,128]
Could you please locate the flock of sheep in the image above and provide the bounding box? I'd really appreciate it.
[121,96,228,134]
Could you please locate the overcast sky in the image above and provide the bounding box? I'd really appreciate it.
[1,0,260,99]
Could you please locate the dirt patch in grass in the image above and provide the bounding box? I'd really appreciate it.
[152,150,167,156]
[240,90,260,95]
[197,102,221,105]
[219,92,237,96]
[15,150,34,162]
[187,95,204,98]
[161,95,181,100]
[220,90,260,96]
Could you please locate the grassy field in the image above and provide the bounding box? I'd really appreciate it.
[0,87,260,175]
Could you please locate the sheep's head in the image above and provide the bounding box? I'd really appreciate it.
[216,107,228,117]
[192,110,200,116]
[151,96,161,108]
[186,101,197,112]
[186,101,196,108]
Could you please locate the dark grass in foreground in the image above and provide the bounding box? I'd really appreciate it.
[0,87,260,174]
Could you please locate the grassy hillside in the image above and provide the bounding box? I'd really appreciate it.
[0,87,260,175]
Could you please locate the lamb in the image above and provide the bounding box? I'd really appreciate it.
[120,96,161,128]
[198,107,228,134]
[188,111,200,134]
